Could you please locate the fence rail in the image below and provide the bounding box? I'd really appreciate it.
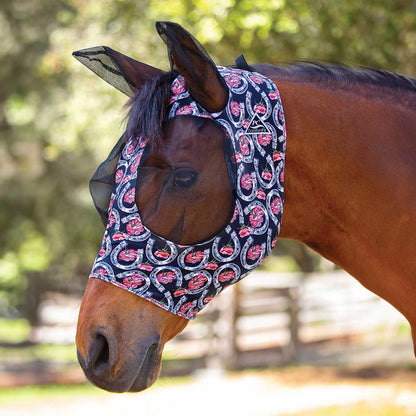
[165,270,408,370]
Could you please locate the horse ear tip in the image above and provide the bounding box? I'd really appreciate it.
[72,49,86,58]
[155,21,181,33]
[72,50,84,62]
[72,46,109,58]
[155,21,167,32]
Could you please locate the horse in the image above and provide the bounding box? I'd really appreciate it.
[73,21,416,393]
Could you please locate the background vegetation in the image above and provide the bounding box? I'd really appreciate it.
[1,0,415,322]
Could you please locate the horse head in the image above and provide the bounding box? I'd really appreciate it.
[74,22,285,392]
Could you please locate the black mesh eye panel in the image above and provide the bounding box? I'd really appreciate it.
[89,135,126,226]
[87,51,252,227]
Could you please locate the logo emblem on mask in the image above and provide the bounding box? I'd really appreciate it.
[245,113,271,135]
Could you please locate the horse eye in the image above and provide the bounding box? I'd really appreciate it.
[172,168,198,189]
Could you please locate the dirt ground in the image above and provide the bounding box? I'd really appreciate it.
[2,366,416,416]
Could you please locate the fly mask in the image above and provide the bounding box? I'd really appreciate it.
[89,67,286,319]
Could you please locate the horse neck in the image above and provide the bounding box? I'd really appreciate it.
[274,78,416,324]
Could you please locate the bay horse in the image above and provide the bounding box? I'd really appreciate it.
[74,22,416,392]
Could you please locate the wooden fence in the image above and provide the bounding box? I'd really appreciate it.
[165,271,409,370]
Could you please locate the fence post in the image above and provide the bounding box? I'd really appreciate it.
[285,286,300,363]
[217,284,241,370]
[205,311,222,370]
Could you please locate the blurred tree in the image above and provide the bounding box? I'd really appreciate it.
[148,0,416,73]
[0,0,415,320]
[0,0,76,319]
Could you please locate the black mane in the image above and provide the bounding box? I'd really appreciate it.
[126,70,178,150]
[253,61,416,108]
[126,62,416,147]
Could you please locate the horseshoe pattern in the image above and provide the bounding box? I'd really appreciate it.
[90,66,286,319]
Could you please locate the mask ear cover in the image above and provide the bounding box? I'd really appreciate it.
[73,46,165,225]
[156,21,228,113]
[72,46,164,96]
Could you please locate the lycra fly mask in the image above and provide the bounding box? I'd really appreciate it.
[89,66,286,319]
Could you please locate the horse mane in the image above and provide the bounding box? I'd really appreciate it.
[126,70,179,150]
[126,62,416,147]
[253,61,416,109]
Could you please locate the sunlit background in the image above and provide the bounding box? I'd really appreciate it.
[1,0,416,414]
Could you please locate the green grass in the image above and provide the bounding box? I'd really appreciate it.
[0,318,30,343]
[0,375,191,407]
[281,403,410,416]
[0,318,78,364]
[0,383,103,406]
[0,343,77,364]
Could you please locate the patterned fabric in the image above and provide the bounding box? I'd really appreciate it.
[90,66,286,319]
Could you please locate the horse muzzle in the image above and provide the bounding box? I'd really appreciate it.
[75,278,188,393]
[77,327,162,392]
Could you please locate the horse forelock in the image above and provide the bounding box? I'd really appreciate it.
[125,70,179,151]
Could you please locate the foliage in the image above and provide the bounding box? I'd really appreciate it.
[0,0,415,320]
[149,0,416,73]
[259,254,301,273]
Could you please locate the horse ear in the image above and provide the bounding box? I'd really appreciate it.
[72,46,164,97]
[156,21,228,112]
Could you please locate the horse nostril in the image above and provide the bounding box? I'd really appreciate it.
[87,333,113,375]
[77,332,163,392]
[94,335,109,368]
